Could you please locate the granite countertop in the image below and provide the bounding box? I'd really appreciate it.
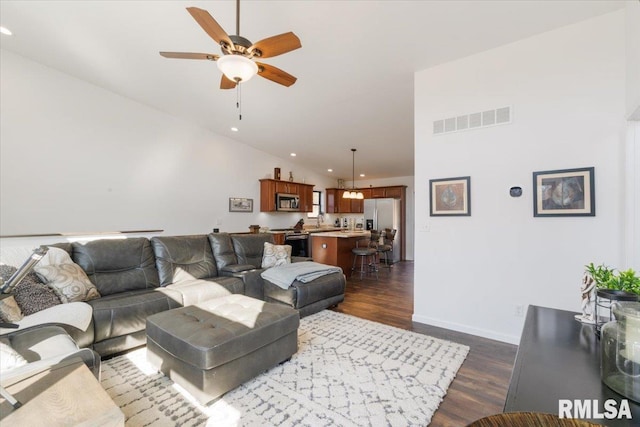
[267,227,344,234]
[310,230,370,238]
[306,227,343,233]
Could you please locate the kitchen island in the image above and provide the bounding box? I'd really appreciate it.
[310,230,371,278]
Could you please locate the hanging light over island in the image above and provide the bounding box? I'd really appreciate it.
[343,149,364,199]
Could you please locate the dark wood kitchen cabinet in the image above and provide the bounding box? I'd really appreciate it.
[326,188,363,214]
[259,179,314,212]
[327,186,406,213]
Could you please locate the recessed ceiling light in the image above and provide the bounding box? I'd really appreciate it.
[360,173,365,177]
[327,169,333,172]
[230,127,238,132]
[0,27,13,36]
[290,153,296,157]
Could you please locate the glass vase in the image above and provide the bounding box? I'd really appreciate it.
[601,301,640,402]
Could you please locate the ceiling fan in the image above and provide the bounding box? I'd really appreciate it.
[160,1,301,90]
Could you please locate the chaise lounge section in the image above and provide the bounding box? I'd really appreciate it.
[224,233,346,317]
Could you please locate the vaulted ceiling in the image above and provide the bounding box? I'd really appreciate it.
[0,1,624,181]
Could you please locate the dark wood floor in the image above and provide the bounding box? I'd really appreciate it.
[331,261,518,427]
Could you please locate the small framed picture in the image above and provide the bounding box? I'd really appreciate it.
[533,167,595,217]
[429,176,471,216]
[229,198,253,213]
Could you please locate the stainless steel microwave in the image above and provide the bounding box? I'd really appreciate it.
[276,193,300,211]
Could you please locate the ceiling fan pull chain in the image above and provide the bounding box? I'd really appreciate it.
[237,83,242,120]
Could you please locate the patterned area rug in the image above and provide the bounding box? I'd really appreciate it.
[101,310,469,426]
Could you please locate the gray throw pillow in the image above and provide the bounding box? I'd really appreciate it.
[13,280,61,316]
[0,265,61,315]
[0,265,18,283]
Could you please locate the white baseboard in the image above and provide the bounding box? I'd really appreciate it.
[412,314,521,345]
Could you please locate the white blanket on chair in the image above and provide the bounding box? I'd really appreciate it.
[260,262,342,290]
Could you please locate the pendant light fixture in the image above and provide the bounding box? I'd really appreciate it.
[343,148,364,199]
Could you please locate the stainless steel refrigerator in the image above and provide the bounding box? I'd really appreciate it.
[364,198,401,263]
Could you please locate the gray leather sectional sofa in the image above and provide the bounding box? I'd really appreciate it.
[50,232,346,357]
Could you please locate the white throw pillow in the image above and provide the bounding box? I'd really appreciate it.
[35,248,100,303]
[261,242,292,268]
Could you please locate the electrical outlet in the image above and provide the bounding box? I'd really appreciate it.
[515,305,525,317]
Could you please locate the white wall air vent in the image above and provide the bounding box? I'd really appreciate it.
[432,106,512,135]
[444,117,456,132]
[482,110,496,126]
[469,112,482,128]
[496,107,511,124]
[456,115,468,130]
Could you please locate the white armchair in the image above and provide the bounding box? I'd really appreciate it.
[1,325,101,384]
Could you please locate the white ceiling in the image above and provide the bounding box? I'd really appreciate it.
[0,0,624,182]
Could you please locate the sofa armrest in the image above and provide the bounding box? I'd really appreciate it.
[232,268,267,300]
[292,256,313,263]
[1,326,102,383]
[220,264,257,275]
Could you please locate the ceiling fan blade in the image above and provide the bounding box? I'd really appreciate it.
[159,52,219,61]
[220,75,237,90]
[256,62,297,87]
[249,32,301,58]
[187,7,234,49]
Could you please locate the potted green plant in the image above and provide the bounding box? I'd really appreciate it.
[584,263,640,334]
[614,268,640,295]
[585,263,640,296]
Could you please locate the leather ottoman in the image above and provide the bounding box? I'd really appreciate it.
[145,294,299,404]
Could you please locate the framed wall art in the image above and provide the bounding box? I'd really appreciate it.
[532,167,595,217]
[429,176,470,216]
[229,198,253,213]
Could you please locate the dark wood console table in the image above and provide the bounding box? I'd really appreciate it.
[505,305,639,425]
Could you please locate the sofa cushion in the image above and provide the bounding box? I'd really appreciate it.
[87,289,179,344]
[156,279,234,306]
[231,234,275,268]
[151,235,218,286]
[208,233,238,269]
[72,238,160,296]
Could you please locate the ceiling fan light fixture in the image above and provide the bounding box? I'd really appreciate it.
[217,54,258,83]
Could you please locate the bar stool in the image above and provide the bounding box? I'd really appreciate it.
[351,234,378,280]
[377,229,396,269]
